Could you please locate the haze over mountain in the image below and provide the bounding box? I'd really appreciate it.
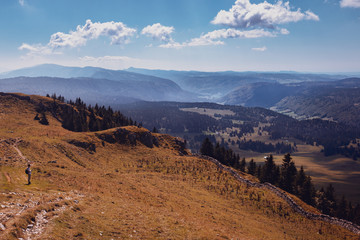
[0,64,198,105]
[127,67,347,100]
[1,64,351,105]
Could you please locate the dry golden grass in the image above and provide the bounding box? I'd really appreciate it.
[0,94,359,239]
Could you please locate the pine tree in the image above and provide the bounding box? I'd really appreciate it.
[239,158,246,172]
[247,159,257,175]
[279,153,297,193]
[300,176,315,206]
[336,195,348,219]
[317,187,330,214]
[260,155,277,184]
[353,204,360,225]
[325,184,337,216]
[200,137,214,157]
[214,143,223,163]
[295,166,306,195]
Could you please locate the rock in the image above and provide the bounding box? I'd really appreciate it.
[0,223,6,231]
[97,128,159,148]
[138,131,153,148]
[68,140,96,153]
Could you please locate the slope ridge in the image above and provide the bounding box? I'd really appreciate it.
[196,155,360,234]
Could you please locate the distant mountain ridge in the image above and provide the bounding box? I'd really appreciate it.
[1,64,359,124]
[0,64,199,104]
[127,67,347,100]
[0,76,197,105]
[273,78,360,126]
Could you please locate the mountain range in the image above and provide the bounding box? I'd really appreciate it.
[1,64,360,125]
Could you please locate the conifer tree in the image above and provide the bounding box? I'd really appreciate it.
[200,137,214,157]
[336,195,348,220]
[279,153,297,193]
[295,166,306,195]
[239,157,246,172]
[214,143,223,163]
[300,176,315,205]
[260,155,277,184]
[247,159,257,175]
[325,184,337,215]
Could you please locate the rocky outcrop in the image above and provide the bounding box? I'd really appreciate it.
[174,137,188,155]
[195,154,360,235]
[67,140,96,153]
[97,128,159,148]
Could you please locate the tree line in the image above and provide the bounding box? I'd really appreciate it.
[264,118,360,159]
[200,137,360,225]
[236,139,294,154]
[37,94,133,132]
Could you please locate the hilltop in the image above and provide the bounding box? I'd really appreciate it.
[0,93,359,239]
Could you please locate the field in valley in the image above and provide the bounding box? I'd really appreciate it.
[181,107,360,204]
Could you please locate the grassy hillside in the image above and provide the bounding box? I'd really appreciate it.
[0,93,359,239]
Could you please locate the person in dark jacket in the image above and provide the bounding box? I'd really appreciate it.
[25,164,31,185]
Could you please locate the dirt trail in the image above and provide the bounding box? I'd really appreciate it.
[195,154,360,235]
[4,172,11,183]
[12,138,29,163]
[0,191,83,239]
[0,138,28,165]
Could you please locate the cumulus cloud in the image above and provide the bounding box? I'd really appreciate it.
[141,23,174,42]
[203,28,277,39]
[160,28,288,49]
[19,0,25,6]
[340,0,360,7]
[252,46,267,51]
[49,19,136,48]
[19,20,136,56]
[211,0,319,29]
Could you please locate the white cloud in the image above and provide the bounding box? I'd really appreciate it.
[19,20,137,56]
[203,28,277,39]
[48,19,136,49]
[160,38,224,49]
[141,23,174,42]
[19,0,25,6]
[18,43,61,57]
[159,28,287,49]
[280,28,290,35]
[340,0,360,7]
[252,46,267,51]
[211,0,319,29]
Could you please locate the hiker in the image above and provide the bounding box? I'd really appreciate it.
[25,164,31,185]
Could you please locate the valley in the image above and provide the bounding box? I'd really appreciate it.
[119,103,360,205]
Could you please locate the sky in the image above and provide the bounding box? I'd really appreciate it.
[0,0,359,72]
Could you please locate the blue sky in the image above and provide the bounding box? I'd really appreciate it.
[0,0,359,72]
